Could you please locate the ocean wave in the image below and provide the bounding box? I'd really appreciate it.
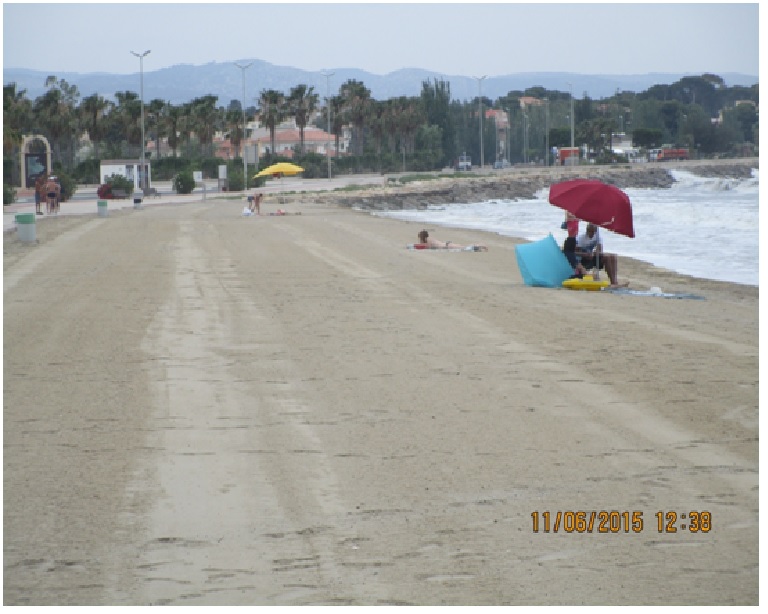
[670,169,759,193]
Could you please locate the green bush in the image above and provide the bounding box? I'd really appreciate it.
[229,167,245,192]
[4,184,17,205]
[293,152,329,179]
[173,170,196,194]
[103,173,134,194]
[54,171,77,202]
[72,159,101,184]
[152,157,189,181]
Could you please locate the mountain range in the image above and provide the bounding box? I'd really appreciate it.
[3,59,758,106]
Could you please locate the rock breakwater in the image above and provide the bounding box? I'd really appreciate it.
[316,159,757,212]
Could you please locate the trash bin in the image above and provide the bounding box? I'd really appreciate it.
[15,213,36,243]
[97,200,109,217]
[133,190,143,209]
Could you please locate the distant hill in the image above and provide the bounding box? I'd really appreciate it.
[3,60,758,105]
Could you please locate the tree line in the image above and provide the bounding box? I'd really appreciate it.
[3,72,759,189]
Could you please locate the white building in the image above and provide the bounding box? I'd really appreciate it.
[99,159,151,189]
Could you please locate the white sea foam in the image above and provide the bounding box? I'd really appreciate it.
[376,168,759,286]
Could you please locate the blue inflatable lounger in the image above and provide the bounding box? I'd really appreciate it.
[515,234,575,288]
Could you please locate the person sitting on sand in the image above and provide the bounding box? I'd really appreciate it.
[575,223,627,287]
[417,230,488,251]
[562,236,588,278]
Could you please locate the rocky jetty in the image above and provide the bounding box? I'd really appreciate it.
[316,159,757,211]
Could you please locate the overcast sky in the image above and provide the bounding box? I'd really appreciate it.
[2,1,760,78]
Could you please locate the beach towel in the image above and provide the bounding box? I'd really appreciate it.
[406,244,482,252]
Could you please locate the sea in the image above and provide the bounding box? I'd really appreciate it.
[373,169,759,287]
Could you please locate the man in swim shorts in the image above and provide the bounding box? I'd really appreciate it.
[576,223,625,286]
[45,176,60,214]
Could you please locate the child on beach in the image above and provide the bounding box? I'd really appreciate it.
[250,192,263,215]
[34,175,46,215]
[561,212,579,237]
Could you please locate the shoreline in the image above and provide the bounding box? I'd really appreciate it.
[4,191,758,297]
[364,209,758,299]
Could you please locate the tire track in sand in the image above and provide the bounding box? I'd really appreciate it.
[115,220,362,605]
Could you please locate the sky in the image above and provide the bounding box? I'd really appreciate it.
[2,1,761,78]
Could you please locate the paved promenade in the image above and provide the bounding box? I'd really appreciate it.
[4,175,387,233]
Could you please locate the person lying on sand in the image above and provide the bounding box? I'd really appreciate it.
[269,209,301,216]
[417,230,488,251]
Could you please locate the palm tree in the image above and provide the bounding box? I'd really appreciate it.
[330,94,344,157]
[367,100,387,160]
[188,95,218,157]
[3,83,32,155]
[113,91,142,157]
[3,83,33,185]
[224,98,247,160]
[258,89,286,157]
[35,76,80,167]
[400,97,426,155]
[146,98,166,159]
[164,103,183,158]
[340,79,372,156]
[177,102,195,156]
[80,94,112,159]
[288,84,318,154]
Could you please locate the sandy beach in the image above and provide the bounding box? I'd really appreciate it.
[3,185,758,605]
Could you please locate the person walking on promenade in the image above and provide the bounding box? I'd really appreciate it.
[34,175,46,215]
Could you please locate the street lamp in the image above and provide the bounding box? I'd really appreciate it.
[320,70,334,180]
[473,76,487,169]
[235,62,253,190]
[544,97,549,167]
[567,81,575,150]
[131,50,150,190]
[522,112,528,163]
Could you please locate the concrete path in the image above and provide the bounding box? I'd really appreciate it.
[4,175,387,233]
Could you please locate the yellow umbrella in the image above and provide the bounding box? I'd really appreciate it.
[254,162,304,178]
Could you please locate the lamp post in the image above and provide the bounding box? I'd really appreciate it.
[544,97,549,167]
[235,62,253,190]
[320,70,334,180]
[505,106,511,166]
[473,76,487,169]
[567,81,575,150]
[130,50,150,190]
[522,112,527,163]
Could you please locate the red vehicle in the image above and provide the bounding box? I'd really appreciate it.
[558,147,580,166]
[656,147,689,161]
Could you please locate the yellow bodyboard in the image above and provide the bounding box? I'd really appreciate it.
[562,275,610,291]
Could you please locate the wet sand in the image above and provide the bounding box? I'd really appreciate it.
[3,197,758,605]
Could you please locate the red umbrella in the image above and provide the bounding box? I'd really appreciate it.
[548,179,635,238]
